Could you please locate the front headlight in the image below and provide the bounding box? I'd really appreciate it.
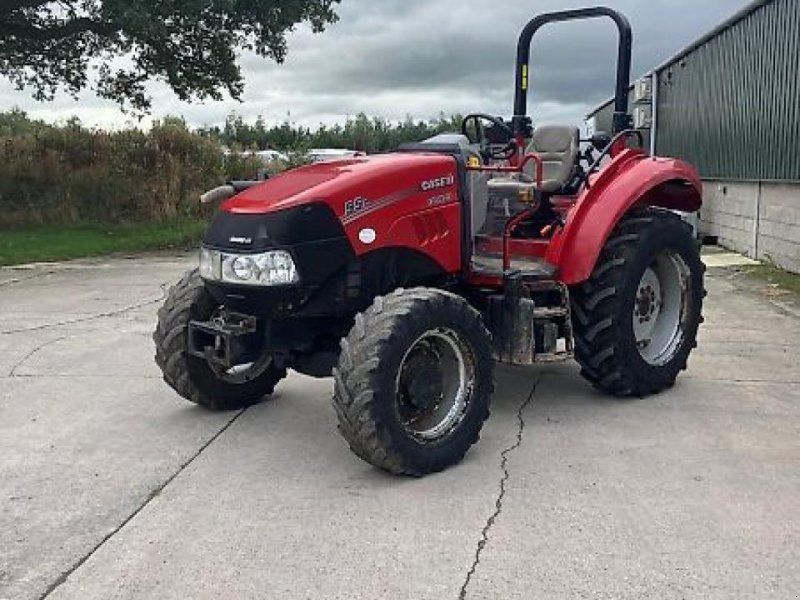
[199,248,299,286]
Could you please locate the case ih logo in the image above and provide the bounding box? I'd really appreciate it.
[420,174,454,192]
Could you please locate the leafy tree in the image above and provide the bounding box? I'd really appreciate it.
[199,112,465,154]
[0,0,340,111]
[0,107,48,136]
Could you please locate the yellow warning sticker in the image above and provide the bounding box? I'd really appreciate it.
[521,64,528,90]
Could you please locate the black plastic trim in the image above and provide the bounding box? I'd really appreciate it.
[513,7,633,135]
[203,202,344,251]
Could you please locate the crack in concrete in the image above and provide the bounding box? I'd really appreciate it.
[684,377,800,385]
[7,336,68,377]
[0,270,56,288]
[457,376,541,600]
[1,373,162,380]
[0,281,170,335]
[37,407,247,600]
[701,340,795,347]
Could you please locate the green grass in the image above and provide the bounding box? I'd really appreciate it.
[0,219,208,266]
[741,263,800,300]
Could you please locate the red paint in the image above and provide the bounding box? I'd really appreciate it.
[221,146,701,288]
[502,207,540,271]
[222,153,462,272]
[476,237,549,259]
[546,149,702,284]
[385,204,461,272]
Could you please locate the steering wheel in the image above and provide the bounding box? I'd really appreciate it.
[461,113,517,161]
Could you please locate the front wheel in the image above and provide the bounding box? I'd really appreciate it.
[332,288,494,476]
[153,269,286,411]
[571,209,705,396]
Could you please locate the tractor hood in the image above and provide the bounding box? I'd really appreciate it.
[205,150,464,282]
[220,152,459,221]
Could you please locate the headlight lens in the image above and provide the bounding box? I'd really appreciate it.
[229,256,254,281]
[199,248,299,286]
[199,247,218,280]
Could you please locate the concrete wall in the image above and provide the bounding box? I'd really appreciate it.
[699,180,800,273]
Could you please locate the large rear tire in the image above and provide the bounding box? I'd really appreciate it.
[153,269,286,411]
[571,209,704,396]
[332,288,494,476]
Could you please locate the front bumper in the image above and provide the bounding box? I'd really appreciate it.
[200,204,356,317]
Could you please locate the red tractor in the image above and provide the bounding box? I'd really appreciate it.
[154,7,704,475]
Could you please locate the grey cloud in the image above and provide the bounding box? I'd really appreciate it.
[0,0,751,130]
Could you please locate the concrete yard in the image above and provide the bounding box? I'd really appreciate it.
[1,251,798,600]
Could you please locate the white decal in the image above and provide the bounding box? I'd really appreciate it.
[421,174,455,192]
[358,228,377,245]
[428,193,453,207]
[344,196,371,217]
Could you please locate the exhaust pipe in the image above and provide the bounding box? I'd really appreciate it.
[200,184,236,205]
[199,180,265,204]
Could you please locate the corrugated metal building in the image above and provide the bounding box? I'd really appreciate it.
[588,0,800,273]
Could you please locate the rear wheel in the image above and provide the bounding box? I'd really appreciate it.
[571,209,704,396]
[332,288,494,476]
[153,269,286,411]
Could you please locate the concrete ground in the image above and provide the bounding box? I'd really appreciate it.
[1,251,798,600]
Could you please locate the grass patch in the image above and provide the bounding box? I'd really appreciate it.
[0,219,207,266]
[741,263,800,300]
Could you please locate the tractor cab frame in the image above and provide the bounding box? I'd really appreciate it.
[462,8,636,280]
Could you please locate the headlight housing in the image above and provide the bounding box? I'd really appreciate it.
[199,247,299,286]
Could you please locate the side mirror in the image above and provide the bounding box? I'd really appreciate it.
[590,132,612,151]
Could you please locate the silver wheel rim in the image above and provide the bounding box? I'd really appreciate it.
[395,328,476,442]
[633,250,691,366]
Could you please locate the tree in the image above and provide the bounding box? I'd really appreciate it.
[0,0,339,112]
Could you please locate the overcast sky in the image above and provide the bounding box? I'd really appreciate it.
[0,0,751,131]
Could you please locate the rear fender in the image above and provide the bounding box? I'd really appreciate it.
[548,151,702,285]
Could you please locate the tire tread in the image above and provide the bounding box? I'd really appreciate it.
[332,287,493,476]
[570,208,705,397]
[153,269,285,410]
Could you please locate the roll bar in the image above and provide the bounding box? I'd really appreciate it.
[512,7,633,137]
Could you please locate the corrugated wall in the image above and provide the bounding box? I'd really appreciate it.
[590,0,800,182]
[657,0,799,181]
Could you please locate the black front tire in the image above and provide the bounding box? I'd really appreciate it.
[153,269,286,411]
[571,209,704,396]
[332,288,494,476]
